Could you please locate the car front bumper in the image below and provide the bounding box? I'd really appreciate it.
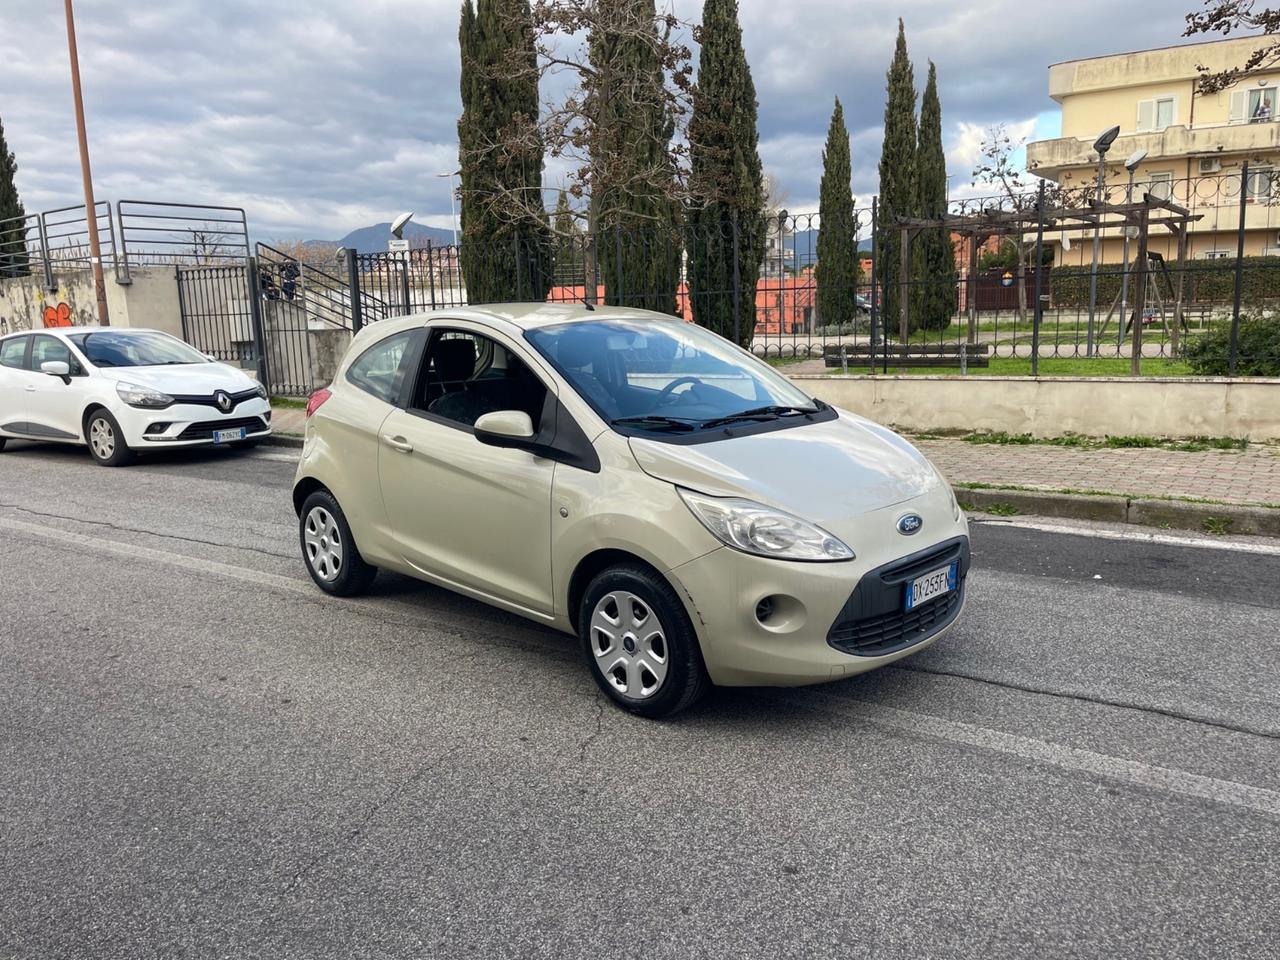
[121,398,273,447]
[666,486,969,687]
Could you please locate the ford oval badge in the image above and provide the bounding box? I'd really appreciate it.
[897,514,923,536]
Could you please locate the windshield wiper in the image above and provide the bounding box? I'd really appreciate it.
[611,415,700,432]
[700,404,818,429]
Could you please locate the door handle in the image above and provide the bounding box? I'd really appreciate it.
[383,434,414,454]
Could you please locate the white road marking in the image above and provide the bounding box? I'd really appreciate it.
[972,516,1280,556]
[5,512,1279,819]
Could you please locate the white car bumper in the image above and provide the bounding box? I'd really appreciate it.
[121,397,273,448]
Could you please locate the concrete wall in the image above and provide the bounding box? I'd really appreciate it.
[794,375,1280,441]
[0,266,182,337]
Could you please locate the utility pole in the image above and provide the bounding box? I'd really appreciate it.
[64,0,109,325]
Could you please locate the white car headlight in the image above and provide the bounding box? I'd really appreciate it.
[254,381,268,401]
[678,489,854,562]
[115,381,173,408]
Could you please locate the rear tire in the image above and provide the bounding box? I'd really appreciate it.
[299,489,376,596]
[579,564,709,719]
[85,410,135,467]
[0,437,6,452]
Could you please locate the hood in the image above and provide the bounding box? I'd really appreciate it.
[629,409,940,530]
[97,362,258,395]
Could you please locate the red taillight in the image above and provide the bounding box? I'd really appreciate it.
[305,387,332,418]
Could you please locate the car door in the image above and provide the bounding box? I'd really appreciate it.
[25,334,90,441]
[378,324,557,617]
[0,335,32,435]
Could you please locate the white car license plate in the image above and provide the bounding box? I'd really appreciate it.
[905,562,957,611]
[213,427,247,444]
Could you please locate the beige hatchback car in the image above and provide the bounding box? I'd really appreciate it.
[293,304,969,717]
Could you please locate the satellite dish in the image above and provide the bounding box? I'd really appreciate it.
[390,211,415,240]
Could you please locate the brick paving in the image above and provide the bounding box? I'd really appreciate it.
[270,403,1280,507]
[917,439,1280,507]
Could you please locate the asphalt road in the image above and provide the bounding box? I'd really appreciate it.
[1,439,1278,960]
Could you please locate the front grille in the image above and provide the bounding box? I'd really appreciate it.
[826,536,970,658]
[176,416,269,440]
[828,587,963,655]
[169,388,262,409]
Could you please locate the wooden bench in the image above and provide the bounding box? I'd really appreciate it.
[823,343,990,369]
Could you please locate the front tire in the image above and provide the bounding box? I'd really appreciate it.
[579,564,709,719]
[299,489,376,596]
[85,410,135,467]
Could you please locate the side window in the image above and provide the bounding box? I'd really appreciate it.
[0,336,28,369]
[345,330,414,404]
[30,335,82,375]
[412,329,548,429]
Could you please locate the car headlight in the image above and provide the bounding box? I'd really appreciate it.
[678,489,854,562]
[254,381,268,401]
[115,381,173,408]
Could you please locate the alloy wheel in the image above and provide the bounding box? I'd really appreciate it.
[303,506,344,582]
[589,590,669,699]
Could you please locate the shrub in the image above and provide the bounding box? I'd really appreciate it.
[1180,310,1280,376]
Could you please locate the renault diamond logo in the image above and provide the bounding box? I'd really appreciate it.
[215,390,232,413]
[897,514,923,536]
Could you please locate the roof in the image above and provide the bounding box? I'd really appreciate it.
[1048,33,1267,70]
[1,326,161,338]
[368,302,680,339]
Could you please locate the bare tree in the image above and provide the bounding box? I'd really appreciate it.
[1185,1,1280,93]
[972,125,1042,324]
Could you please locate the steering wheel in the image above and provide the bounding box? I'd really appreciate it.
[657,376,704,404]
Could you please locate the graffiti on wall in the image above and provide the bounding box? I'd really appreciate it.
[43,302,73,327]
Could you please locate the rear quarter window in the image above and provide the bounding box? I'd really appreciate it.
[345,330,414,404]
[0,336,29,369]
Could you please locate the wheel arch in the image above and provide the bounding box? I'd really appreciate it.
[292,475,328,516]
[566,548,672,635]
[80,402,109,442]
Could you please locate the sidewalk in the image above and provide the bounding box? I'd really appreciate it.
[269,402,1280,509]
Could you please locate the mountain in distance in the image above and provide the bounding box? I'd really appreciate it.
[306,221,457,253]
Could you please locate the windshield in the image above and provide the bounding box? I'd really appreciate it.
[67,331,208,368]
[526,317,818,434]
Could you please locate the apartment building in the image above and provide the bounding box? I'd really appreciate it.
[1026,35,1280,263]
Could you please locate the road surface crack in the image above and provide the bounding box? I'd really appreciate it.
[0,501,293,560]
[892,663,1280,742]
[579,697,606,761]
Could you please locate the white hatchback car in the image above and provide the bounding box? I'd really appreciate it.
[0,327,272,466]
[293,304,969,718]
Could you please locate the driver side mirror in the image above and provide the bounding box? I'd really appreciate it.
[41,360,71,381]
[474,410,536,449]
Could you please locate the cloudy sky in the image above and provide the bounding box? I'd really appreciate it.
[1,0,1200,240]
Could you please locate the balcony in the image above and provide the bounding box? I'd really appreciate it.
[1027,121,1280,179]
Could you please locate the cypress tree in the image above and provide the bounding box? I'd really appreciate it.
[816,98,858,332]
[0,113,28,278]
[913,62,956,331]
[590,0,681,314]
[686,0,765,347]
[457,0,551,303]
[877,19,917,335]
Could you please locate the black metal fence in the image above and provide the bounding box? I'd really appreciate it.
[6,181,1278,396]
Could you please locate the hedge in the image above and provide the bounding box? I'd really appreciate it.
[1050,256,1280,308]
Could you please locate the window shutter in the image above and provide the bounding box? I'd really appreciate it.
[1230,90,1248,123]
[1136,99,1154,132]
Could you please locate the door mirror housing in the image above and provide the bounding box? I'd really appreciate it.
[474,410,535,447]
[41,360,71,379]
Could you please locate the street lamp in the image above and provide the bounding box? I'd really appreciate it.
[1086,124,1121,356]
[1119,148,1148,340]
[437,171,460,247]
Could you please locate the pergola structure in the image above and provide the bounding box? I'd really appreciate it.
[894,192,1203,374]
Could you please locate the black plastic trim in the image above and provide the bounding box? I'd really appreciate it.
[827,536,971,658]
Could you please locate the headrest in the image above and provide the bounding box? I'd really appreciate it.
[556,328,606,372]
[434,338,476,383]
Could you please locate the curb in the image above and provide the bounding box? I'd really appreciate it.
[958,486,1280,538]
[262,433,304,449]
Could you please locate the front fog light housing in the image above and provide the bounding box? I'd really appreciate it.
[115,381,173,408]
[678,489,854,562]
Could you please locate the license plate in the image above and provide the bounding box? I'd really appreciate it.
[905,562,957,611]
[213,428,246,444]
